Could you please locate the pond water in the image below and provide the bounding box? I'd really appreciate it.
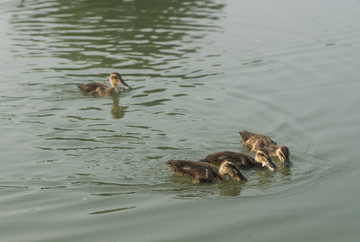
[1,0,359,241]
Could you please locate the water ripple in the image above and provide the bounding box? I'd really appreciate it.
[1,0,359,241]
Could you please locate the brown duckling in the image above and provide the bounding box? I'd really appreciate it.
[239,130,291,167]
[167,160,247,183]
[78,72,129,97]
[200,150,276,171]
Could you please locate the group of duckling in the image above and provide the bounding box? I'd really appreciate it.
[78,73,291,184]
[168,130,291,184]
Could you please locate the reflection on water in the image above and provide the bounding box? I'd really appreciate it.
[9,0,225,77]
[2,0,359,241]
[218,182,242,197]
[165,182,242,198]
[110,95,126,119]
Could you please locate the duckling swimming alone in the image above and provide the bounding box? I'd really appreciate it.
[167,160,247,183]
[239,130,291,167]
[78,72,129,97]
[200,150,276,171]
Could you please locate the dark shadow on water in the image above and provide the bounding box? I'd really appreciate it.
[89,206,136,215]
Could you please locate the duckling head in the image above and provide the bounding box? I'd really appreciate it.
[277,146,290,167]
[254,149,277,171]
[109,72,129,89]
[219,160,247,182]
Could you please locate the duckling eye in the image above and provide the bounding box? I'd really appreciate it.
[226,163,237,170]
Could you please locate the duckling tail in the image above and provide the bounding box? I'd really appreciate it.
[77,84,86,92]
[239,130,251,141]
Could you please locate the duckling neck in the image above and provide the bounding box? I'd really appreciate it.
[218,171,230,181]
[110,83,121,94]
[114,85,121,94]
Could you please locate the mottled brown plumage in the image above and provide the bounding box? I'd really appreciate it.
[167,160,247,183]
[201,150,276,171]
[239,130,291,167]
[78,72,129,97]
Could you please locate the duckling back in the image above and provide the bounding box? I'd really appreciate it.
[167,160,220,183]
[78,82,108,96]
[239,130,291,167]
[200,151,258,169]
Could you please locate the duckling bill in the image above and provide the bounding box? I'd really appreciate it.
[201,150,276,171]
[167,160,247,183]
[239,130,291,167]
[78,72,129,97]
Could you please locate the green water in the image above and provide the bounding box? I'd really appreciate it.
[1,0,359,241]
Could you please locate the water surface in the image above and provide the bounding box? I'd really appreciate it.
[1,0,360,241]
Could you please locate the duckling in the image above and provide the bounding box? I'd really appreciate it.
[78,72,129,97]
[200,150,276,171]
[239,130,291,167]
[167,160,247,183]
